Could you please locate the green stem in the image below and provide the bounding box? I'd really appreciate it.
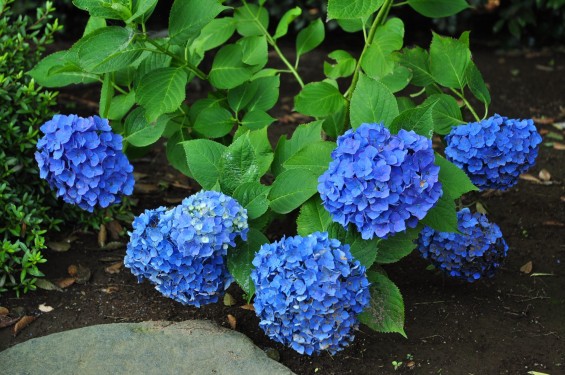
[449,87,481,122]
[393,1,408,7]
[112,83,128,95]
[144,38,208,80]
[241,0,305,88]
[344,0,393,100]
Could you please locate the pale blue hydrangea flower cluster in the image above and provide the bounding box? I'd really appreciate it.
[251,232,370,355]
[35,114,134,212]
[124,191,248,307]
[318,123,443,240]
[445,114,542,190]
[417,208,508,282]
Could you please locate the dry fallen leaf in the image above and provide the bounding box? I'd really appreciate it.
[0,316,21,329]
[475,202,488,215]
[552,121,565,131]
[101,286,119,294]
[519,174,542,183]
[105,261,123,274]
[74,264,92,284]
[47,241,71,252]
[163,197,184,204]
[227,314,237,330]
[100,241,126,250]
[520,261,533,274]
[38,304,54,313]
[553,142,565,150]
[0,307,8,316]
[240,304,255,312]
[55,277,76,289]
[35,279,63,292]
[12,315,37,337]
[543,220,565,227]
[134,183,160,194]
[99,256,123,263]
[106,220,123,240]
[68,264,78,277]
[538,169,551,182]
[98,224,107,248]
[223,293,236,307]
[532,116,554,125]
[133,172,148,181]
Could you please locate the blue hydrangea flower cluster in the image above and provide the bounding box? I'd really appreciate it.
[35,114,134,212]
[445,114,542,190]
[251,232,370,355]
[318,123,443,240]
[417,208,508,282]
[124,191,248,307]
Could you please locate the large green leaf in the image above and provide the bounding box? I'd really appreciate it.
[234,3,269,37]
[237,35,268,70]
[429,32,471,89]
[181,139,227,189]
[269,169,319,214]
[169,0,227,45]
[274,7,302,40]
[296,18,325,58]
[424,94,463,135]
[28,51,98,88]
[362,18,404,79]
[166,129,192,177]
[375,228,420,264]
[123,108,168,147]
[397,47,435,87]
[421,191,458,233]
[232,182,271,220]
[227,228,269,296]
[241,111,275,130]
[136,67,188,122]
[435,153,478,199]
[344,230,379,269]
[322,103,347,139]
[466,62,491,105]
[219,134,263,194]
[73,0,132,20]
[350,74,398,128]
[272,121,323,176]
[296,196,332,236]
[107,91,135,120]
[407,0,469,18]
[247,75,281,111]
[246,127,274,177]
[77,27,143,74]
[380,65,412,93]
[228,82,258,113]
[191,18,237,55]
[294,82,345,118]
[129,0,158,22]
[389,100,437,137]
[324,50,356,79]
[359,271,406,337]
[193,107,235,139]
[209,44,253,90]
[283,141,335,176]
[327,0,384,20]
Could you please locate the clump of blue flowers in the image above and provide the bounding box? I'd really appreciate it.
[251,232,370,355]
[35,114,134,212]
[417,208,508,282]
[445,114,542,190]
[318,123,443,240]
[124,191,248,307]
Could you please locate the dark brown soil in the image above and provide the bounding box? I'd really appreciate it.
[1,45,564,375]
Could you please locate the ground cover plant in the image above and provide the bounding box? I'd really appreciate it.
[28,0,545,356]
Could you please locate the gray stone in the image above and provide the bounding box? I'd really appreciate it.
[0,320,295,375]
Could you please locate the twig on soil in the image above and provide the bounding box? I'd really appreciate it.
[413,300,446,305]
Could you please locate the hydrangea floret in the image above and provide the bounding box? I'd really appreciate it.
[318,123,443,240]
[251,231,370,355]
[417,208,509,282]
[445,114,542,190]
[35,114,134,212]
[124,191,248,307]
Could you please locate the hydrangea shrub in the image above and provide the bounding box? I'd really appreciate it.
[31,0,543,355]
[445,114,542,190]
[252,232,370,355]
[319,123,443,240]
[417,208,509,282]
[124,191,248,307]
